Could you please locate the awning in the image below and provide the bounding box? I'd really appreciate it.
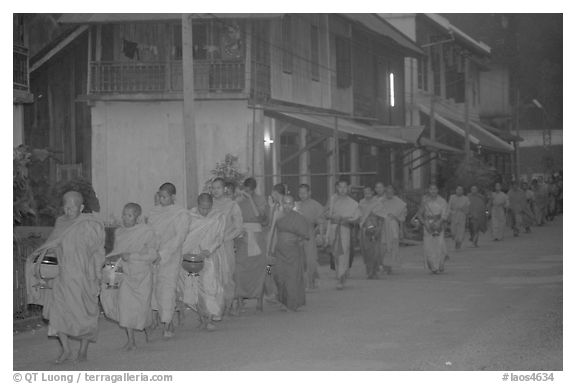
[370,125,425,142]
[418,104,514,152]
[269,111,407,144]
[475,121,524,143]
[418,137,464,154]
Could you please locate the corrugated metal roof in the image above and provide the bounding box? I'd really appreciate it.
[343,13,423,56]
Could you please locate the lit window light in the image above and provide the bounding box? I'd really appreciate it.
[389,73,395,107]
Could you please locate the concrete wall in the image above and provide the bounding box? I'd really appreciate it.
[518,130,562,147]
[91,101,186,222]
[91,99,257,221]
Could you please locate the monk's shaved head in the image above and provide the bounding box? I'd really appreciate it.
[283,195,295,204]
[123,202,142,218]
[62,190,84,219]
[63,190,84,205]
[197,193,213,205]
[159,182,176,196]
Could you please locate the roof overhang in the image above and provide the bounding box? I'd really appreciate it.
[266,111,407,145]
[343,13,424,57]
[422,13,491,57]
[58,13,283,24]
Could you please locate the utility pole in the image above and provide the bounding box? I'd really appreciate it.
[515,88,521,180]
[464,55,471,163]
[182,14,199,208]
[429,46,437,183]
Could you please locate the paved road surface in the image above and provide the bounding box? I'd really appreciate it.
[13,218,562,371]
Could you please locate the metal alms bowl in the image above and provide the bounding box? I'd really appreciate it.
[181,253,205,275]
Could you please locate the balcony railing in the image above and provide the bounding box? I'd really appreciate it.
[89,60,249,94]
[13,45,29,91]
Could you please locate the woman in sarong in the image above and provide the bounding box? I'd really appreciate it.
[210,178,243,316]
[101,203,159,351]
[273,195,310,311]
[467,186,487,247]
[488,182,509,241]
[448,186,470,250]
[416,184,449,274]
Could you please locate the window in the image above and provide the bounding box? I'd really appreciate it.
[389,73,395,107]
[417,56,428,91]
[310,25,320,81]
[282,15,293,74]
[335,36,351,88]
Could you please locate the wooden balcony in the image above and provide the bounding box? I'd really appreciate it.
[89,60,252,95]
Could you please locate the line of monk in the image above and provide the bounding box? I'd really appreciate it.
[26,175,550,364]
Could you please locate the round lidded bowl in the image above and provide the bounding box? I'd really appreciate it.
[182,253,205,275]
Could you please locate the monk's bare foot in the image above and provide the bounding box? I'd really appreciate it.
[162,330,174,340]
[53,351,72,364]
[123,343,136,352]
[76,353,88,363]
[205,323,216,332]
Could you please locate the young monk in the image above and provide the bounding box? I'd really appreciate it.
[235,178,268,310]
[273,195,310,311]
[178,193,226,330]
[101,203,159,351]
[294,184,324,290]
[325,180,360,290]
[358,186,382,279]
[210,178,243,316]
[148,183,190,339]
[28,191,105,363]
[373,185,407,274]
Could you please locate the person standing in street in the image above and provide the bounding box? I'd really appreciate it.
[325,180,360,289]
[448,186,470,250]
[507,182,527,237]
[295,184,325,290]
[488,182,509,241]
[416,184,449,274]
[358,185,382,279]
[467,185,487,247]
[373,185,407,274]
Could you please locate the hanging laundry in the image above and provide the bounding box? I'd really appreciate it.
[122,39,140,60]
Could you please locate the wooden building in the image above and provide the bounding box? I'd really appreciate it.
[24,13,424,220]
[381,13,515,190]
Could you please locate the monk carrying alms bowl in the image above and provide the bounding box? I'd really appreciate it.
[181,253,205,276]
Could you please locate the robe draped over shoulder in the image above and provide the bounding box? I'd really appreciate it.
[100,224,159,330]
[148,205,190,323]
[42,214,105,340]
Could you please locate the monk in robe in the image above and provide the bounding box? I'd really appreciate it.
[210,177,243,316]
[295,183,325,290]
[373,185,407,274]
[263,183,287,303]
[448,186,470,249]
[325,180,360,290]
[416,184,449,274]
[101,203,159,351]
[507,182,527,237]
[178,193,226,330]
[467,185,488,247]
[273,195,310,311]
[148,183,190,339]
[357,186,382,279]
[488,182,509,241]
[234,178,268,310]
[29,191,105,364]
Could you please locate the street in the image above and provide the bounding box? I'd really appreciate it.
[13,218,562,371]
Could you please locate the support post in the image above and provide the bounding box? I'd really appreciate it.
[182,14,199,208]
[299,128,310,185]
[464,56,471,163]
